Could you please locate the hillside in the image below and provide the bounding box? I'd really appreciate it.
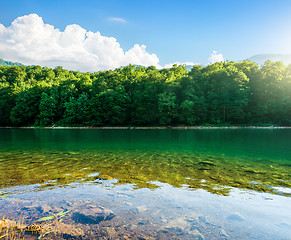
[0,58,23,66]
[247,54,291,65]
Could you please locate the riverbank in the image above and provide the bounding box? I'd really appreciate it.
[1,126,291,129]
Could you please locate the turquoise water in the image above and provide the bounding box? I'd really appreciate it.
[1,128,291,162]
[0,129,291,239]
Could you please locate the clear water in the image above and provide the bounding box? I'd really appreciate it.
[0,129,290,239]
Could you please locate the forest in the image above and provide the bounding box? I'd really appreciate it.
[0,60,290,127]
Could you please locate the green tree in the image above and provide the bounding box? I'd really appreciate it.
[158,91,178,125]
[63,92,89,125]
[39,89,58,126]
[88,88,130,126]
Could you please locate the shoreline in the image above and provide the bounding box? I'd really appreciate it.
[1,126,291,129]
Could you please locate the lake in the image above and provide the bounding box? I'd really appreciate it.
[0,129,291,239]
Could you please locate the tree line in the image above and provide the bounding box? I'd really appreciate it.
[0,60,290,127]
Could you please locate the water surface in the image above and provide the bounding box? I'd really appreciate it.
[0,129,290,239]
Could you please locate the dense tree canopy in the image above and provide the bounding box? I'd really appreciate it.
[0,61,290,127]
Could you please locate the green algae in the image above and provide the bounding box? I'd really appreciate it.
[0,149,290,196]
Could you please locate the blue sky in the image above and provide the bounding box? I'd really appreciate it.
[1,0,291,70]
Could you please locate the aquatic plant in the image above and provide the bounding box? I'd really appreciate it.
[0,210,75,239]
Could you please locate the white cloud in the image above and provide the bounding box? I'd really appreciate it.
[108,17,127,23]
[0,14,160,71]
[163,61,199,69]
[208,51,224,64]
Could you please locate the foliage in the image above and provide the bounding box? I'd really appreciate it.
[0,61,290,126]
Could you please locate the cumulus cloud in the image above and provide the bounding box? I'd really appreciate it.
[208,51,224,64]
[108,17,127,23]
[0,14,160,71]
[163,61,199,69]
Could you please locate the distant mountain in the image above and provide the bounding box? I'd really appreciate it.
[247,54,291,66]
[0,58,23,66]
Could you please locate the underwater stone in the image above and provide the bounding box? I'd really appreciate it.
[220,228,229,238]
[103,227,118,239]
[227,213,245,222]
[98,174,114,180]
[188,229,204,240]
[244,169,263,174]
[197,161,216,166]
[72,205,115,224]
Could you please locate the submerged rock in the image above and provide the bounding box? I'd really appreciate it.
[72,205,115,224]
[25,223,43,233]
[136,205,148,213]
[227,213,245,222]
[103,227,118,239]
[98,174,114,180]
[220,228,229,238]
[22,204,53,214]
[197,161,216,166]
[45,222,85,237]
[244,169,263,174]
[188,229,204,240]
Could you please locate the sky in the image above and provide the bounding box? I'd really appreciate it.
[1,0,291,71]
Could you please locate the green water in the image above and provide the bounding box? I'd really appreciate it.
[0,129,291,239]
[0,129,290,195]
